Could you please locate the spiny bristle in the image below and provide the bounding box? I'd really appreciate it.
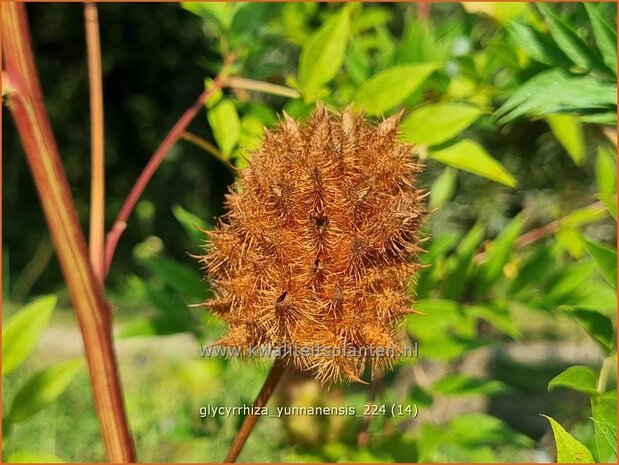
[199,106,428,384]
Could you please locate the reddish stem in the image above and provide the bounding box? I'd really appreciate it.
[3,4,135,461]
[104,79,224,275]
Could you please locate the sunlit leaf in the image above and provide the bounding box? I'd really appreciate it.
[9,359,83,423]
[508,21,571,67]
[546,114,585,165]
[476,214,524,294]
[143,256,208,300]
[401,103,482,146]
[354,62,439,115]
[429,139,518,187]
[537,4,610,73]
[207,99,240,157]
[584,3,617,74]
[2,295,56,375]
[582,238,617,291]
[432,374,509,396]
[548,365,599,396]
[542,415,596,463]
[591,391,618,462]
[496,69,616,123]
[7,451,64,463]
[430,167,458,209]
[298,6,351,101]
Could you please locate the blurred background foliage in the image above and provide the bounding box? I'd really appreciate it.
[2,2,617,463]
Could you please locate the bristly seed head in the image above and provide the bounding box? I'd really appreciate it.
[198,106,427,384]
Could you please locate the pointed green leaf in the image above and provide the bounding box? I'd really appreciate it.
[537,4,609,73]
[549,365,599,396]
[429,139,517,187]
[476,214,524,294]
[591,418,618,458]
[584,3,617,75]
[7,451,65,463]
[596,146,617,198]
[582,238,617,291]
[591,391,618,462]
[9,359,83,423]
[546,114,585,165]
[207,99,240,157]
[354,62,440,115]
[298,6,351,101]
[432,374,508,396]
[496,69,616,123]
[2,295,57,375]
[508,21,571,67]
[400,103,482,146]
[543,415,596,463]
[429,167,458,209]
[563,308,614,354]
[143,256,208,300]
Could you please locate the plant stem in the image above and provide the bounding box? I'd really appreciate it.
[224,358,286,462]
[597,355,614,393]
[85,2,106,285]
[3,3,135,461]
[226,76,300,99]
[104,78,225,275]
[474,200,606,263]
[181,130,234,171]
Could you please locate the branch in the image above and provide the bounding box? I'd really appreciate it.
[181,130,234,171]
[85,2,106,285]
[226,76,300,99]
[224,358,286,462]
[2,3,135,461]
[104,78,225,275]
[474,200,607,263]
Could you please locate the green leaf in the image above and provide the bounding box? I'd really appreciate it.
[584,3,617,75]
[9,359,83,423]
[467,305,521,339]
[400,103,482,146]
[449,413,534,447]
[590,418,618,458]
[542,415,596,463]
[537,4,609,73]
[508,21,571,67]
[429,167,458,209]
[429,139,518,188]
[546,114,585,165]
[591,391,618,462]
[2,295,57,375]
[596,146,617,199]
[172,205,210,245]
[207,99,240,157]
[143,256,208,300]
[432,374,508,396]
[298,6,351,101]
[496,69,616,123]
[181,2,237,30]
[596,146,617,218]
[509,245,554,295]
[563,308,614,354]
[443,223,485,300]
[549,365,600,396]
[476,214,524,294]
[582,238,617,291]
[7,451,65,463]
[354,62,440,115]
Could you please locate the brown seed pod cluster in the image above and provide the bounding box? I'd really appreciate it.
[199,105,427,383]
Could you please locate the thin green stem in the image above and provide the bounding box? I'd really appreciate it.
[597,355,614,393]
[226,76,300,99]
